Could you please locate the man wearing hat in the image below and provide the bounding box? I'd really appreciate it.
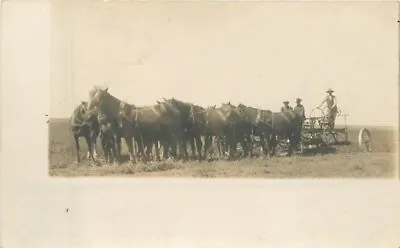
[294,98,306,121]
[281,101,293,112]
[318,88,338,129]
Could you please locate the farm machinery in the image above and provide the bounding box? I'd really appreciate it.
[234,106,373,157]
[275,106,372,155]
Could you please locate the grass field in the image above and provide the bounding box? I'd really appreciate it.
[49,118,398,178]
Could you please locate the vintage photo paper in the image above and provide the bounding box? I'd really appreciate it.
[1,1,400,248]
[47,0,399,178]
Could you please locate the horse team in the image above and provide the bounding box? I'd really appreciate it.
[70,87,305,165]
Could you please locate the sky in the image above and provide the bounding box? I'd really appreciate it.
[50,1,398,126]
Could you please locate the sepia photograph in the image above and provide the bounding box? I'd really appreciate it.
[2,1,400,247]
[48,1,398,178]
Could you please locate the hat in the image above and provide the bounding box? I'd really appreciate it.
[283,101,289,104]
[326,88,334,93]
[296,98,302,102]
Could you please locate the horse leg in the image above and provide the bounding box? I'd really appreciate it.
[138,139,147,164]
[215,136,221,158]
[287,138,293,156]
[159,130,169,161]
[84,135,95,164]
[203,134,211,160]
[125,136,136,164]
[168,132,178,161]
[101,135,108,164]
[181,140,188,162]
[74,135,80,163]
[92,137,98,158]
[135,128,147,163]
[259,134,267,158]
[105,140,112,164]
[267,134,276,157]
[246,135,253,157]
[154,140,161,162]
[161,139,168,161]
[219,137,224,158]
[148,142,154,161]
[242,136,249,158]
[195,135,203,161]
[262,133,268,157]
[272,136,277,157]
[145,141,152,162]
[110,136,118,164]
[180,131,189,161]
[115,135,122,163]
[287,134,297,157]
[87,134,98,159]
[189,135,196,160]
[171,139,178,161]
[225,135,234,161]
[224,137,230,158]
[132,137,137,157]
[232,137,238,160]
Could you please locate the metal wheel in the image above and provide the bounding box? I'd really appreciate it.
[358,128,372,152]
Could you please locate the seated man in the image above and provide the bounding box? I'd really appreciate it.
[317,88,338,130]
[280,101,293,112]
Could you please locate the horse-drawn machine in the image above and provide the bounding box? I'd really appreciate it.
[275,106,373,155]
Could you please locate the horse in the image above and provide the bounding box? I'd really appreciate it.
[69,101,99,164]
[220,102,252,158]
[261,108,304,157]
[117,98,184,162]
[190,103,243,160]
[236,103,273,157]
[162,98,204,161]
[87,87,136,164]
[118,101,165,163]
[137,100,184,161]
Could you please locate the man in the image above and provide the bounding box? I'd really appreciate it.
[294,98,306,121]
[317,88,338,130]
[293,98,306,151]
[280,101,293,112]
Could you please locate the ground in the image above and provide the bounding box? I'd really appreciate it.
[49,119,397,178]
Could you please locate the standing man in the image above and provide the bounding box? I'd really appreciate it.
[294,98,306,121]
[293,98,306,151]
[317,88,338,130]
[281,101,293,112]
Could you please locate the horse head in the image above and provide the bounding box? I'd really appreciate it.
[189,104,206,127]
[87,86,109,110]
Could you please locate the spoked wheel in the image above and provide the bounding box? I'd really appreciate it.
[358,128,372,152]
